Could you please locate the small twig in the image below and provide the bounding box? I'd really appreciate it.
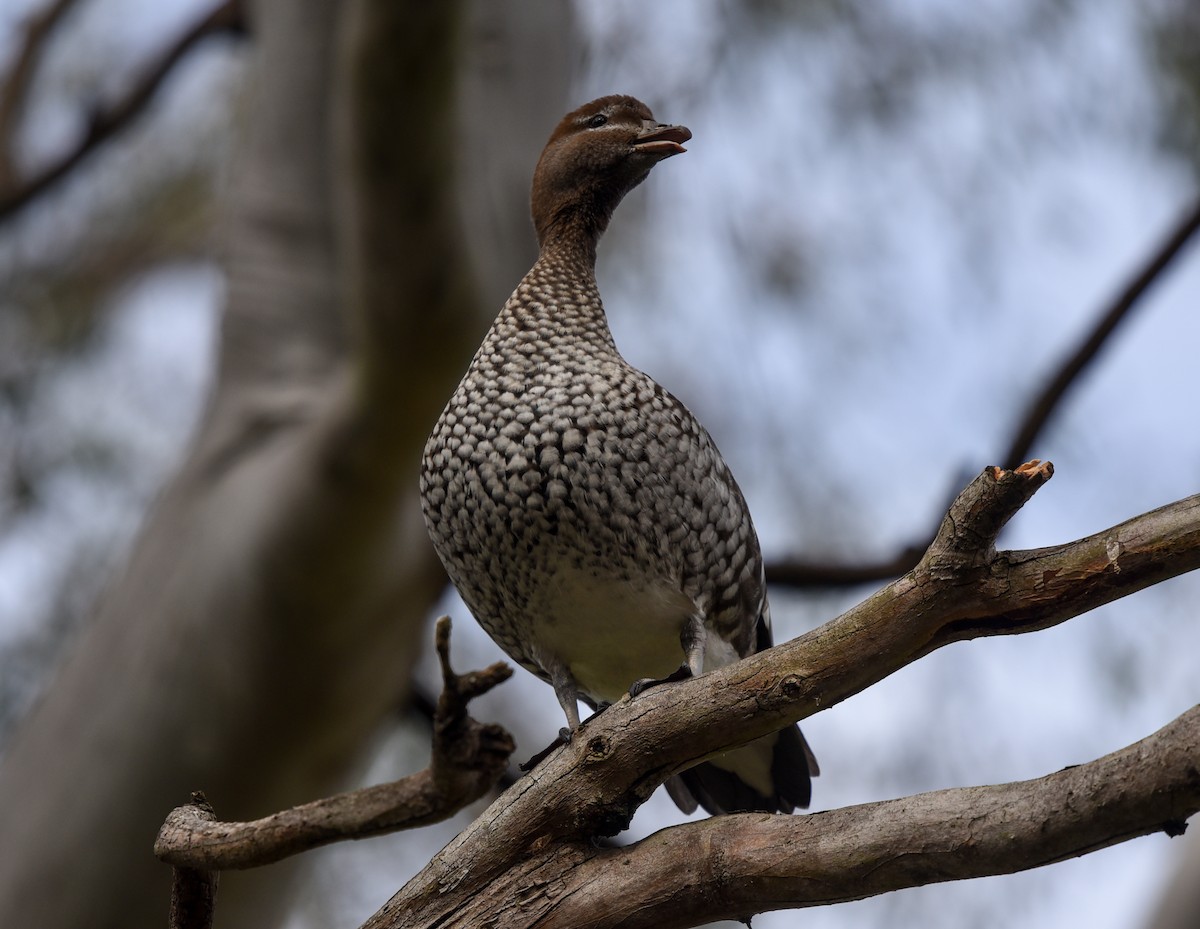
[167,792,218,929]
[430,617,514,788]
[406,678,525,806]
[0,0,246,225]
[154,618,513,870]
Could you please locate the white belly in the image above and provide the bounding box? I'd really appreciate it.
[528,565,696,704]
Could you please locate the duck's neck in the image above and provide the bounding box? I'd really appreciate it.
[496,217,617,351]
[535,227,600,280]
[534,192,619,267]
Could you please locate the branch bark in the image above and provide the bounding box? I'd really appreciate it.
[362,463,1200,928]
[166,794,219,929]
[400,706,1200,929]
[527,706,1198,928]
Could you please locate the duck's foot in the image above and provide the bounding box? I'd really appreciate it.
[520,727,573,772]
[629,663,693,698]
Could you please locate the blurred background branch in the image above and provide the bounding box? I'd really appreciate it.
[0,0,244,224]
[0,0,80,190]
[999,195,1200,471]
[766,196,1200,589]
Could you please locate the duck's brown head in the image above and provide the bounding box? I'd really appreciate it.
[531,95,690,252]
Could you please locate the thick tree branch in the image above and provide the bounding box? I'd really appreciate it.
[154,618,513,870]
[508,706,1200,929]
[365,463,1200,928]
[0,0,245,225]
[767,198,1200,589]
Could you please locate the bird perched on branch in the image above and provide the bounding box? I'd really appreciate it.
[420,94,817,815]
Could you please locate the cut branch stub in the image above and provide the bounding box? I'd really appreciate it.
[166,792,218,929]
[923,459,1053,574]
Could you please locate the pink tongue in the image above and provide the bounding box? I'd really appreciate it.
[636,140,687,156]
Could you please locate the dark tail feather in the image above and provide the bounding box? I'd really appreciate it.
[773,723,818,808]
[671,762,776,814]
[666,723,818,816]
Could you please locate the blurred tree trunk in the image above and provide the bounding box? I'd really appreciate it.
[0,2,571,927]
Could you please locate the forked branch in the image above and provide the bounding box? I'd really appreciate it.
[154,618,513,871]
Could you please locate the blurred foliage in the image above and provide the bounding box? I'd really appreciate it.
[1145,0,1200,177]
[0,2,238,749]
[1,168,214,354]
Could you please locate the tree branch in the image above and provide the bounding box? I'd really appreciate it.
[514,706,1200,929]
[153,618,513,871]
[767,198,1200,589]
[0,0,245,225]
[363,462,1200,928]
[166,793,219,929]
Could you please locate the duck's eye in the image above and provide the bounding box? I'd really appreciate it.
[586,113,608,128]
